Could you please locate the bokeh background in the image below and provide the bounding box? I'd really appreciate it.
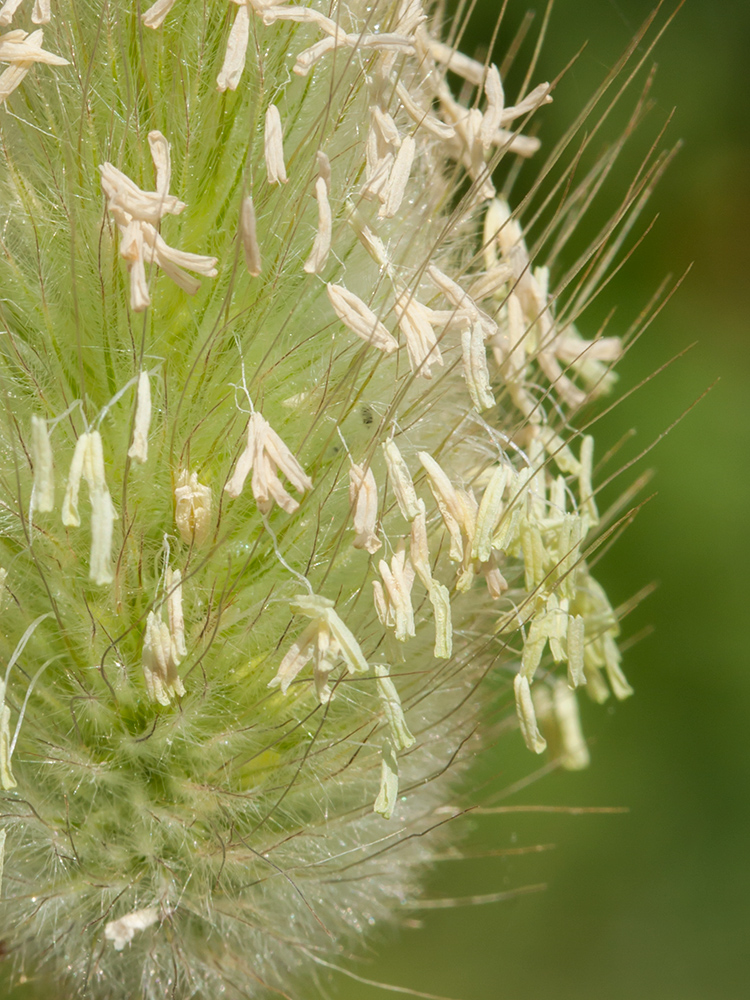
[340,2,750,999]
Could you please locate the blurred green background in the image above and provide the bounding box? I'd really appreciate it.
[340,2,750,999]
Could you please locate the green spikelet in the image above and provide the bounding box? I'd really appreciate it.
[0,1,656,997]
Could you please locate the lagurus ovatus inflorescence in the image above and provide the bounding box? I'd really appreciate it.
[0,1,673,997]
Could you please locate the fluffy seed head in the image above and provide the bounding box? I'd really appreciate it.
[0,1,668,997]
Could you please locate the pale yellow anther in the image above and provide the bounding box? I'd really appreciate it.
[316,150,331,191]
[373,740,399,819]
[142,610,185,706]
[551,679,590,770]
[372,580,391,628]
[141,0,178,29]
[520,616,548,681]
[536,426,580,476]
[89,485,116,587]
[461,322,494,411]
[418,451,464,562]
[264,104,287,184]
[556,331,622,365]
[362,155,394,203]
[225,411,312,514]
[100,157,185,227]
[379,134,415,220]
[500,82,553,126]
[548,475,567,516]
[488,199,595,411]
[293,22,415,76]
[556,514,582,601]
[100,133,216,311]
[483,199,505,271]
[472,464,508,563]
[427,264,479,323]
[104,907,160,951]
[0,1,25,26]
[584,662,611,704]
[514,673,547,754]
[480,65,504,149]
[2,0,48,23]
[375,663,415,751]
[304,175,332,274]
[81,431,107,494]
[538,349,587,409]
[567,615,585,689]
[490,198,529,280]
[481,552,507,599]
[271,595,369,696]
[456,486,478,539]
[261,4,348,43]
[377,549,416,642]
[487,128,541,158]
[492,468,528,552]
[0,686,16,790]
[578,435,599,528]
[349,462,381,554]
[371,106,401,149]
[60,431,115,583]
[269,620,318,695]
[520,518,546,592]
[395,81,456,140]
[393,289,443,379]
[165,568,187,661]
[526,437,547,520]
[544,594,568,663]
[118,223,149,311]
[293,36,337,77]
[533,679,589,770]
[425,37,486,86]
[0,27,67,103]
[327,283,399,355]
[467,266,513,303]
[362,106,400,203]
[603,632,633,700]
[345,201,390,268]
[127,372,151,464]
[312,626,341,705]
[32,0,50,25]
[291,594,370,675]
[147,130,171,198]
[428,580,452,658]
[357,224,390,267]
[382,440,420,522]
[140,222,218,295]
[30,415,54,513]
[409,502,432,589]
[174,470,212,546]
[62,433,88,528]
[217,0,250,92]
[240,195,262,277]
[82,431,115,586]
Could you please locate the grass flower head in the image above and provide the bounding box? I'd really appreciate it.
[0,1,675,997]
